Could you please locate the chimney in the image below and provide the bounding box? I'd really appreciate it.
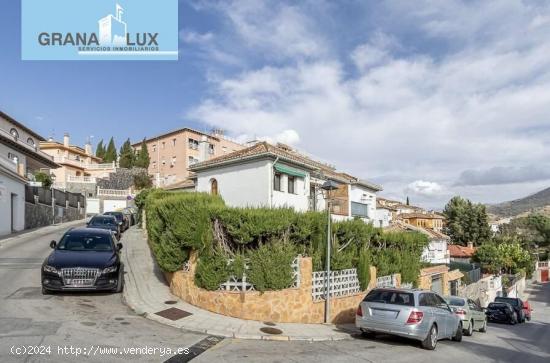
[84,142,93,155]
[467,241,474,249]
[198,135,209,162]
[63,133,70,147]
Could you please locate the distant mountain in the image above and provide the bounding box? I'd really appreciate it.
[487,187,550,218]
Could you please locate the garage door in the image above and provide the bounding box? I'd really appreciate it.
[431,275,443,295]
[103,200,127,213]
[86,198,100,215]
[542,269,549,282]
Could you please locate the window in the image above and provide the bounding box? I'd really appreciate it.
[152,161,157,168]
[27,137,35,147]
[274,172,281,191]
[209,144,215,154]
[188,138,199,150]
[171,156,176,167]
[152,145,156,152]
[287,176,295,194]
[9,128,19,139]
[188,156,199,165]
[172,138,176,147]
[351,202,369,218]
[162,159,166,165]
[364,290,414,306]
[7,152,18,164]
[161,141,165,149]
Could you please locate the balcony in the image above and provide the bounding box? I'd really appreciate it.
[97,187,132,197]
[0,154,18,174]
[54,157,116,170]
[67,175,96,183]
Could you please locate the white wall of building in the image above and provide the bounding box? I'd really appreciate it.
[196,160,271,208]
[0,172,25,236]
[375,207,392,228]
[271,164,310,212]
[349,185,377,223]
[421,239,450,264]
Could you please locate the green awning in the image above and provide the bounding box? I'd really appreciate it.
[274,164,307,178]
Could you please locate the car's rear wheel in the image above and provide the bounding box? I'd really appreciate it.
[464,320,473,336]
[452,322,463,342]
[479,319,487,333]
[422,325,438,350]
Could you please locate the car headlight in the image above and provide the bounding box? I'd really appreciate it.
[102,265,118,274]
[43,265,58,274]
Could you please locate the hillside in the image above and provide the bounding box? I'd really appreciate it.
[487,187,550,217]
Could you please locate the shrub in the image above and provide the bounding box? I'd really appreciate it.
[195,249,231,290]
[357,248,372,290]
[246,240,297,292]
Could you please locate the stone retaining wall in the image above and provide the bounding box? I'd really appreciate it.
[166,251,378,324]
[25,202,85,230]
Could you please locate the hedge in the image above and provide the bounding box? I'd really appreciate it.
[138,189,428,290]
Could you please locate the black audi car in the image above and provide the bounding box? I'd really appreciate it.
[86,215,120,240]
[485,302,517,324]
[41,228,124,294]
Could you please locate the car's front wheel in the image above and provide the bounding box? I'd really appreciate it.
[422,325,438,350]
[41,287,51,295]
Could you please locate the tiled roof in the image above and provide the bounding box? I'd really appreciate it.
[164,179,195,190]
[448,269,464,281]
[420,265,449,276]
[448,244,477,258]
[189,141,382,191]
[384,221,449,240]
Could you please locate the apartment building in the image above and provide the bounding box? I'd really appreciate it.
[40,133,117,193]
[0,111,58,235]
[132,128,244,187]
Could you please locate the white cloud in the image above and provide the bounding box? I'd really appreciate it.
[186,0,550,208]
[405,180,444,196]
[180,30,214,44]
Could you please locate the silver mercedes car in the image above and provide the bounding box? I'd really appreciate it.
[356,288,462,350]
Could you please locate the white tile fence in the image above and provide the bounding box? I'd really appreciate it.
[97,187,132,197]
[218,256,301,292]
[376,274,398,288]
[312,268,361,301]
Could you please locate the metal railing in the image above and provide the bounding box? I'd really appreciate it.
[312,268,361,301]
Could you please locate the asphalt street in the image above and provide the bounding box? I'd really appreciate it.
[1,225,549,363]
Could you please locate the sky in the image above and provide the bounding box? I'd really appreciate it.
[1,0,550,209]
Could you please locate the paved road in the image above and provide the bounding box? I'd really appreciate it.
[0,226,206,363]
[197,283,550,363]
[1,226,549,363]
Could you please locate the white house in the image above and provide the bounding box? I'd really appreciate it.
[386,220,451,265]
[189,142,382,222]
[0,111,58,236]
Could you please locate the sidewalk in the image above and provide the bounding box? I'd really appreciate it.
[121,226,358,341]
[0,218,86,248]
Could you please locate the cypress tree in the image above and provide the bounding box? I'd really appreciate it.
[95,140,105,159]
[118,138,135,168]
[406,196,410,206]
[104,137,117,163]
[135,139,150,169]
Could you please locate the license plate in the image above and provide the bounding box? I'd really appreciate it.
[372,309,398,319]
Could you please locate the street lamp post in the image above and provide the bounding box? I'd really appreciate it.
[321,180,339,324]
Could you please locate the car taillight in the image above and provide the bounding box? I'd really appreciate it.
[455,309,466,316]
[406,311,424,324]
[356,305,363,317]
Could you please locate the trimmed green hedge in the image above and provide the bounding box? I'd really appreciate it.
[138,189,428,290]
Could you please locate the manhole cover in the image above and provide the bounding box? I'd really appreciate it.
[164,300,178,305]
[260,327,283,335]
[155,307,192,321]
[263,321,276,326]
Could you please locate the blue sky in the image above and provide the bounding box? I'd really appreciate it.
[1,0,550,208]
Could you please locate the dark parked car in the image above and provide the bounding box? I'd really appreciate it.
[41,228,124,294]
[485,302,517,324]
[103,211,129,231]
[86,215,120,240]
[121,208,135,226]
[495,297,525,323]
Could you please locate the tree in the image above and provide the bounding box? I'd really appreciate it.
[135,139,150,169]
[34,172,53,189]
[473,237,533,276]
[118,138,135,168]
[443,196,491,246]
[133,171,152,189]
[95,140,105,159]
[103,137,117,163]
[406,196,410,206]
